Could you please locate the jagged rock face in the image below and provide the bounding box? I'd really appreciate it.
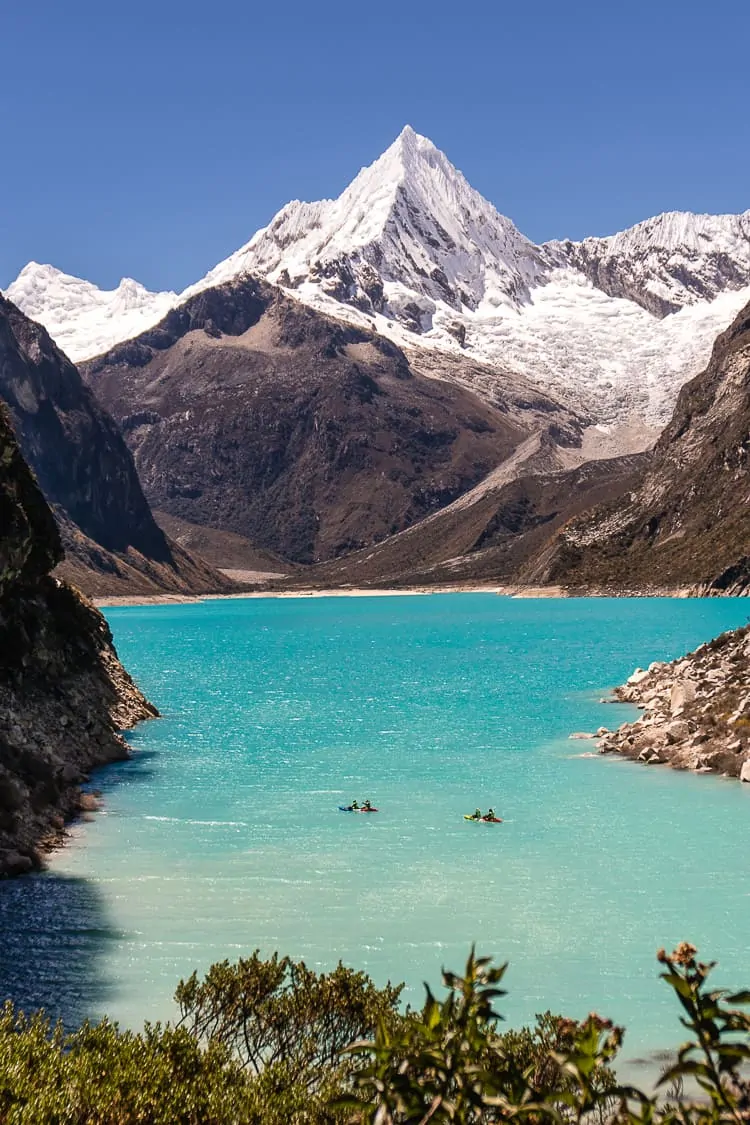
[7,130,750,428]
[0,404,61,595]
[0,295,233,595]
[0,294,169,559]
[0,406,156,877]
[549,211,750,318]
[82,275,583,565]
[530,299,750,591]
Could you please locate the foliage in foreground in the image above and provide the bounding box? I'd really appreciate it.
[0,944,749,1123]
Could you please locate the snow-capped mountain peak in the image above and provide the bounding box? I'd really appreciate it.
[6,261,177,361]
[4,129,750,428]
[191,125,545,333]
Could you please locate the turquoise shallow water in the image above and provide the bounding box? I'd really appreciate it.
[2,594,750,1068]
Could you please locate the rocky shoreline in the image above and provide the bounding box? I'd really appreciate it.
[589,625,750,780]
[0,580,158,877]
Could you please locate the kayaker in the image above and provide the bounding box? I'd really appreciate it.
[472,808,482,820]
[351,800,360,810]
[486,808,497,821]
[362,799,372,811]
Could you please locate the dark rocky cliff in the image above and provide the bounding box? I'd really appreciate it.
[526,298,750,592]
[0,295,233,595]
[0,403,156,876]
[83,275,583,565]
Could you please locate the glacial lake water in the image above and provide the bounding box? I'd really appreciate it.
[2,594,750,1072]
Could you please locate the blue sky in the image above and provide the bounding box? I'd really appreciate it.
[2,0,748,292]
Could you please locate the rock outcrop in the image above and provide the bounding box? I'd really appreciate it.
[0,294,233,596]
[594,626,750,779]
[0,402,156,877]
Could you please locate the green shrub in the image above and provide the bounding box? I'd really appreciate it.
[175,950,403,1089]
[0,944,749,1123]
[0,1006,251,1123]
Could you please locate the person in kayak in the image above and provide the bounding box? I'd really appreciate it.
[351,800,360,810]
[471,808,482,820]
[485,808,498,821]
[362,799,373,811]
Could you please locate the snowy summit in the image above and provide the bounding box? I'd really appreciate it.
[5,127,750,427]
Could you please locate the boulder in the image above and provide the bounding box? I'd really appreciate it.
[740,760,750,783]
[666,720,690,744]
[0,851,34,876]
[670,679,697,715]
[627,668,650,685]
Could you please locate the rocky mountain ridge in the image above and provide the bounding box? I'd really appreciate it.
[0,401,156,877]
[7,128,750,428]
[80,274,586,565]
[548,209,750,317]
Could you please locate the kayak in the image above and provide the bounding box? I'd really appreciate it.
[339,806,379,813]
[464,814,503,823]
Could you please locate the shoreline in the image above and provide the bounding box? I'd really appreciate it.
[94,584,554,606]
[36,698,159,866]
[92,583,702,607]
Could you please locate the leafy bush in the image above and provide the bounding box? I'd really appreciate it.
[0,944,749,1123]
[341,948,620,1124]
[343,943,750,1124]
[0,1006,251,1123]
[175,951,403,1087]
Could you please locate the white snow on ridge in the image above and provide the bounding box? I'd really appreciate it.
[547,209,750,313]
[7,262,177,362]
[199,126,547,315]
[4,127,750,427]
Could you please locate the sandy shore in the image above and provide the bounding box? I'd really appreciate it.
[93,583,703,608]
[94,584,570,607]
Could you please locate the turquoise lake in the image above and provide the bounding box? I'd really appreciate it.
[2,594,750,1070]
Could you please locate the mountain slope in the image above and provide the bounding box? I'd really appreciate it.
[0,295,233,596]
[7,129,750,430]
[292,441,643,589]
[81,275,585,565]
[525,298,750,592]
